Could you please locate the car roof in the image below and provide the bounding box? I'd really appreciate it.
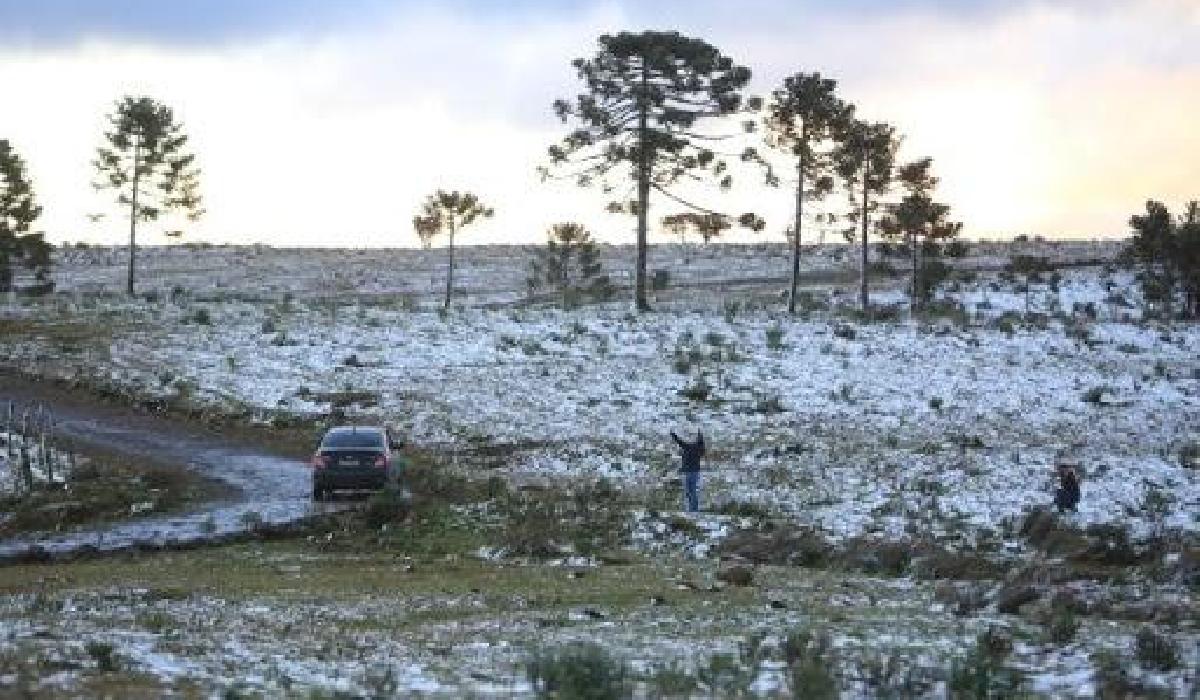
[325,425,385,435]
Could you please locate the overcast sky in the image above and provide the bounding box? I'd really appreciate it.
[0,0,1197,246]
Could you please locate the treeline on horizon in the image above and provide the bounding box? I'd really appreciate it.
[0,30,1196,316]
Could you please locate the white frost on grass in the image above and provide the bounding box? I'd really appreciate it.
[6,254,1200,549]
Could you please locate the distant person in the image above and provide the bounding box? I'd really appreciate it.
[671,430,706,513]
[1054,463,1081,513]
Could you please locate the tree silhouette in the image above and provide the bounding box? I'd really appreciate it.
[0,139,49,292]
[764,73,854,313]
[835,120,898,311]
[412,214,439,250]
[94,96,202,296]
[527,222,613,306]
[416,190,493,310]
[662,213,691,262]
[545,31,756,311]
[661,212,732,246]
[1126,200,1200,317]
[879,157,962,309]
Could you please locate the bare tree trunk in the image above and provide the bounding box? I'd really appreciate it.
[859,172,870,312]
[789,152,805,314]
[910,230,919,311]
[636,173,649,312]
[634,67,651,313]
[444,222,456,311]
[127,139,140,297]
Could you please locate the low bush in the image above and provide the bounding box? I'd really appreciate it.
[1134,627,1179,671]
[917,550,1004,581]
[715,500,771,520]
[1081,385,1114,405]
[783,628,838,700]
[838,537,920,577]
[362,487,413,529]
[765,323,785,350]
[1092,650,1172,700]
[1179,441,1200,470]
[497,479,628,558]
[751,393,785,415]
[679,375,712,402]
[85,641,119,672]
[645,662,697,698]
[718,527,832,568]
[527,643,632,699]
[1043,607,1079,645]
[947,632,1026,700]
[697,653,754,697]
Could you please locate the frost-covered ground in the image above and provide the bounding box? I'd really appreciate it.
[1,240,1198,697]
[7,242,1198,544]
[0,542,1195,698]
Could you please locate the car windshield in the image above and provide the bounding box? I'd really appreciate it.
[322,430,384,449]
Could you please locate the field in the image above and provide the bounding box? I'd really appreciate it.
[0,240,1197,697]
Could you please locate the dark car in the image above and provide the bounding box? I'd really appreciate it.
[310,425,404,500]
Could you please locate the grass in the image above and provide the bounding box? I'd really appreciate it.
[3,536,1168,697]
[0,317,119,355]
[0,454,224,537]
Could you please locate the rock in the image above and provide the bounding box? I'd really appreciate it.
[717,564,754,587]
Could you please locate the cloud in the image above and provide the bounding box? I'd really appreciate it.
[0,0,608,46]
[0,0,1196,245]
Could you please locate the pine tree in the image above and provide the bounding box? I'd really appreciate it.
[415,190,493,310]
[660,212,732,246]
[879,157,962,309]
[93,96,203,296]
[834,120,898,311]
[764,73,854,313]
[545,31,757,311]
[412,214,440,250]
[1127,200,1200,317]
[527,223,613,306]
[0,139,49,293]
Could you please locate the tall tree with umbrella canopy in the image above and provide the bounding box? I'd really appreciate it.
[544,31,757,311]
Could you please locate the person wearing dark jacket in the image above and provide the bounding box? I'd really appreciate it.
[671,430,705,512]
[1054,464,1081,513]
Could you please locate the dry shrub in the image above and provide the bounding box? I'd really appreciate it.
[718,527,832,567]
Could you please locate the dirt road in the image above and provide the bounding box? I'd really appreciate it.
[0,374,340,562]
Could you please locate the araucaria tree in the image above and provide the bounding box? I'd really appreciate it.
[1126,200,1200,317]
[835,120,897,311]
[546,31,754,311]
[879,157,962,309]
[412,214,439,250]
[527,222,613,306]
[94,96,202,296]
[764,73,854,313]
[416,190,493,310]
[661,212,731,245]
[0,139,50,292]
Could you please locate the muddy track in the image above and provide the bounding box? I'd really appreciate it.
[0,374,345,564]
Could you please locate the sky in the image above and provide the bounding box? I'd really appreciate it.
[0,0,1197,247]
